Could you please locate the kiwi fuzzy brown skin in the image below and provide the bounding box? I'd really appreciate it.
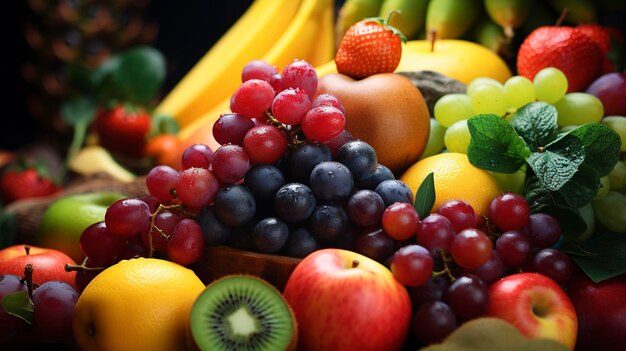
[188,274,298,351]
[316,72,431,177]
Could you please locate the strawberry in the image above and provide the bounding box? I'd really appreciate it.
[576,24,625,74]
[517,26,603,92]
[0,165,61,204]
[94,104,151,158]
[335,16,406,79]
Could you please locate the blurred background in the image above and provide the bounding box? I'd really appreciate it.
[1,0,255,151]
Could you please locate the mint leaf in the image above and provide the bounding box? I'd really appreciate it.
[1,291,33,324]
[510,102,558,150]
[568,122,622,176]
[414,172,435,219]
[467,114,531,173]
[526,134,584,191]
[558,164,600,209]
[559,232,626,282]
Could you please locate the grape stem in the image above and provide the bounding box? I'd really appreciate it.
[145,203,192,257]
[264,110,306,147]
[432,251,456,282]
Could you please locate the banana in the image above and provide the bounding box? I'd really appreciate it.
[379,0,429,40]
[483,0,531,39]
[307,1,336,67]
[425,0,481,40]
[547,0,597,24]
[335,0,385,49]
[176,0,334,151]
[69,145,136,183]
[155,0,302,128]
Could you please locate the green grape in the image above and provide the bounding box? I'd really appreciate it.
[433,94,475,128]
[466,77,503,95]
[608,160,626,190]
[554,93,604,127]
[469,84,508,116]
[443,119,470,153]
[563,202,595,243]
[504,75,535,109]
[592,190,626,233]
[419,118,447,159]
[490,169,526,194]
[533,67,568,104]
[595,176,610,199]
[601,116,626,152]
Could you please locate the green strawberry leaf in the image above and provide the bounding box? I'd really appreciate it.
[566,122,622,176]
[559,232,626,283]
[414,172,435,219]
[467,114,531,173]
[510,102,558,150]
[526,133,584,191]
[1,291,33,324]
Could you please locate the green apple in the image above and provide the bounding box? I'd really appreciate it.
[37,191,127,263]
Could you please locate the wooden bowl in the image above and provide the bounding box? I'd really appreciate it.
[191,246,301,292]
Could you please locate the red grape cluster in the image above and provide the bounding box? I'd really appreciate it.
[389,192,575,347]
[0,266,78,347]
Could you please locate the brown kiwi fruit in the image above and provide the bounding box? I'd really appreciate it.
[188,274,297,351]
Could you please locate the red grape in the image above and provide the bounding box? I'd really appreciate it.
[241,59,278,83]
[79,221,125,265]
[495,230,531,268]
[271,87,311,125]
[166,219,205,266]
[31,281,79,341]
[417,213,455,256]
[146,165,180,203]
[301,105,346,142]
[382,202,420,241]
[450,228,493,269]
[390,244,434,287]
[243,124,288,164]
[523,213,561,248]
[141,210,182,253]
[105,198,151,238]
[436,199,477,232]
[0,274,28,341]
[231,79,275,118]
[312,93,345,115]
[489,192,530,231]
[279,59,317,99]
[181,143,214,169]
[210,144,251,184]
[212,113,256,146]
[531,248,573,286]
[175,167,220,207]
[445,275,489,322]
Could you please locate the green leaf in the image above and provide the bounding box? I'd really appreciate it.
[510,102,558,150]
[557,164,600,209]
[60,97,96,127]
[1,291,33,324]
[150,113,180,138]
[467,114,531,173]
[111,46,166,104]
[567,122,622,176]
[414,172,435,219]
[526,134,584,191]
[559,232,626,282]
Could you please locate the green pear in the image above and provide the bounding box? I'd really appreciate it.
[37,191,127,263]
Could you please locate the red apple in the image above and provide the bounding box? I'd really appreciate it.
[566,271,626,351]
[585,72,626,116]
[0,245,77,289]
[486,272,577,349]
[282,248,412,351]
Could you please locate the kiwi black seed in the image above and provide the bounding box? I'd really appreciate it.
[189,274,298,351]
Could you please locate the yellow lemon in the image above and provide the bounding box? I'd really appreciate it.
[73,257,206,351]
[400,152,501,216]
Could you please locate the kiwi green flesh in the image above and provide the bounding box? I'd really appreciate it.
[190,275,296,351]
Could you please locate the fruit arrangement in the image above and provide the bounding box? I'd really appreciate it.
[2,0,626,350]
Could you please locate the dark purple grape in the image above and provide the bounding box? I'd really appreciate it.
[274,183,316,223]
[346,189,385,227]
[353,226,395,263]
[335,140,378,181]
[244,164,285,204]
[495,230,531,268]
[532,248,573,286]
[226,219,257,251]
[309,161,354,202]
[445,275,489,322]
[196,206,232,246]
[0,274,27,342]
[417,213,455,256]
[213,113,256,146]
[356,164,395,191]
[288,142,332,185]
[411,300,458,345]
[282,227,320,258]
[214,185,256,227]
[462,250,505,286]
[31,281,79,341]
[308,204,349,242]
[251,217,289,253]
[523,213,562,248]
[410,276,451,308]
[375,179,413,207]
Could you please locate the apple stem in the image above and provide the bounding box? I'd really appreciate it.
[24,245,30,255]
[22,264,35,297]
[429,30,437,53]
[555,8,569,27]
[352,259,359,268]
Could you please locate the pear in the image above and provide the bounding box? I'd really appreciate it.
[69,145,136,183]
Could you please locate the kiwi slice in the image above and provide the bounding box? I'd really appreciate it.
[189,274,298,351]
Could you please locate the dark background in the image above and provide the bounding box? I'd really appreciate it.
[1,0,255,151]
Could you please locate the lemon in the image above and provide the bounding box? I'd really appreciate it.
[400,152,501,216]
[73,257,206,351]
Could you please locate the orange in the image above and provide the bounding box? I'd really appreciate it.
[400,152,501,216]
[73,257,206,351]
[145,134,183,170]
